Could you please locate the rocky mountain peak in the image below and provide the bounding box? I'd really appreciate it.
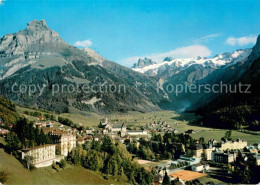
[132,57,156,68]
[23,19,62,42]
[26,19,48,30]
[163,57,173,62]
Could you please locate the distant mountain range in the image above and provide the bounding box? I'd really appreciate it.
[0,19,259,115]
[131,44,258,111]
[132,49,251,78]
[0,20,168,113]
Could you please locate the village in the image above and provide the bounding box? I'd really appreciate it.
[1,114,260,184]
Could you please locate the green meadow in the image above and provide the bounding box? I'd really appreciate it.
[16,106,260,144]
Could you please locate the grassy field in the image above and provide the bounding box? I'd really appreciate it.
[16,105,260,143]
[108,111,260,144]
[0,147,126,185]
[16,105,101,127]
[198,175,226,184]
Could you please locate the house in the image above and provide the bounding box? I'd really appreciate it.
[253,143,260,150]
[111,123,127,136]
[191,163,204,172]
[208,139,218,147]
[154,173,163,185]
[203,144,213,160]
[43,128,76,156]
[178,155,200,165]
[172,129,178,134]
[0,128,9,136]
[213,152,234,163]
[185,129,196,134]
[100,118,109,126]
[85,135,93,142]
[104,123,112,132]
[38,116,45,121]
[21,144,63,168]
[218,139,247,151]
[46,123,53,128]
[186,144,203,158]
[187,144,213,160]
[85,128,94,134]
[127,130,148,136]
[94,136,100,141]
[255,155,260,166]
[77,137,85,145]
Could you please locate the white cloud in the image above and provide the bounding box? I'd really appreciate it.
[119,45,212,67]
[0,0,6,5]
[193,33,220,44]
[74,39,92,47]
[226,35,257,46]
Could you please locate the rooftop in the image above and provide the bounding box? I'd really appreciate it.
[112,123,124,128]
[21,144,55,151]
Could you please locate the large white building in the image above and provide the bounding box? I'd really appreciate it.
[219,139,247,151]
[127,130,148,136]
[21,144,63,168]
[43,128,76,156]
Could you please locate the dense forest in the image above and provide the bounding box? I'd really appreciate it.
[67,136,154,185]
[0,96,20,125]
[200,98,260,130]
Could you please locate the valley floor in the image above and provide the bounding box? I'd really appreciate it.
[17,106,260,144]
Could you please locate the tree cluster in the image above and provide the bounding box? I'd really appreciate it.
[66,136,154,185]
[127,133,195,160]
[23,111,56,121]
[5,118,52,155]
[202,101,260,130]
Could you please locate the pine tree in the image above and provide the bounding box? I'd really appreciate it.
[162,171,171,185]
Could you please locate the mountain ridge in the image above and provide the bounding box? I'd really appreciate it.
[0,20,169,114]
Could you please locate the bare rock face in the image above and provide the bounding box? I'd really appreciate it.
[0,20,64,56]
[84,47,105,64]
[0,20,167,113]
[132,58,156,68]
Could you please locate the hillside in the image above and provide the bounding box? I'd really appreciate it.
[0,148,125,185]
[0,96,20,125]
[0,20,169,114]
[198,35,260,130]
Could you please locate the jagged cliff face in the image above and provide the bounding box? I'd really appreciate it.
[0,20,63,54]
[0,20,70,79]
[132,58,156,68]
[0,20,106,80]
[0,20,168,113]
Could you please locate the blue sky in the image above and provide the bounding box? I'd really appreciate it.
[0,0,259,67]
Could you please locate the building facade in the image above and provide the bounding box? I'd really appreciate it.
[43,128,76,156]
[219,139,247,151]
[21,144,62,168]
[213,152,234,163]
[127,130,148,136]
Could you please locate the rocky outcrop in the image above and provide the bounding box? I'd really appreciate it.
[132,57,156,68]
[0,20,168,113]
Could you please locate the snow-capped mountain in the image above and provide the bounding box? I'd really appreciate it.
[132,57,156,68]
[130,48,253,111]
[132,49,251,77]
